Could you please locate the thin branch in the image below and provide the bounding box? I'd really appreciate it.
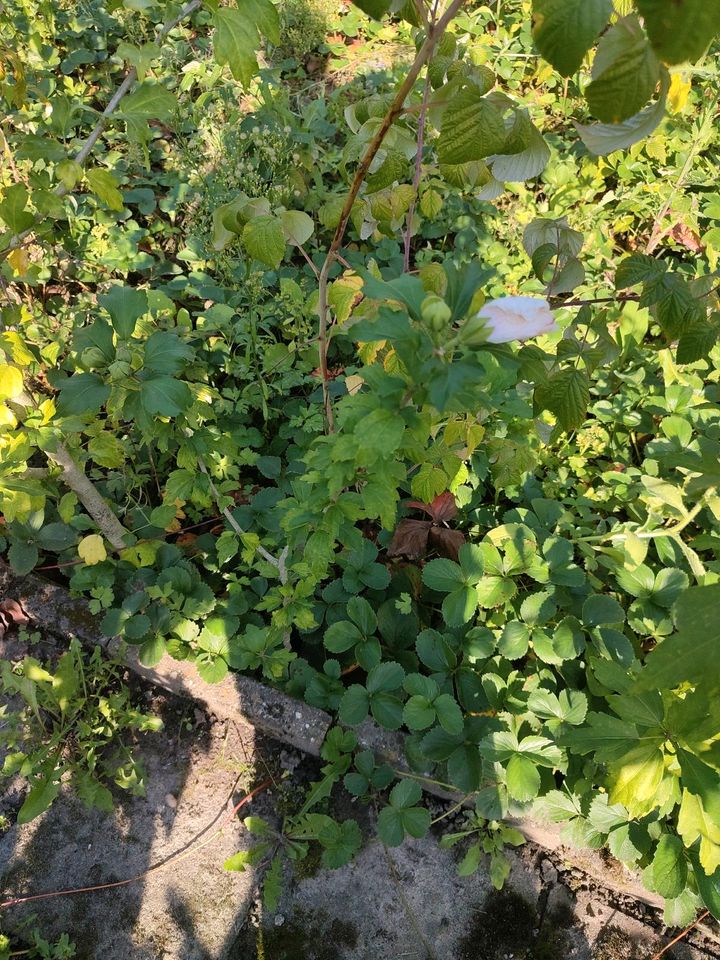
[316,0,467,431]
[45,443,129,552]
[0,0,202,263]
[553,292,640,308]
[297,243,320,278]
[403,70,432,272]
[650,911,709,960]
[196,457,288,583]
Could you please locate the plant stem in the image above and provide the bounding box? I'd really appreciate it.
[403,70,432,273]
[196,457,288,582]
[645,83,720,254]
[316,0,467,431]
[45,443,129,552]
[575,487,715,545]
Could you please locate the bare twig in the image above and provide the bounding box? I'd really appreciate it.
[0,0,202,263]
[316,0,467,431]
[650,911,710,960]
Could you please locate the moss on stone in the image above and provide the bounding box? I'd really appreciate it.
[231,908,358,959]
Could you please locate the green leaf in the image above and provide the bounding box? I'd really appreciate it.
[140,376,192,417]
[476,576,517,608]
[438,88,506,164]
[98,285,147,338]
[615,253,668,289]
[498,621,530,660]
[401,805,431,839]
[0,183,34,233]
[390,779,422,808]
[339,685,369,725]
[377,805,405,846]
[532,0,613,76]
[370,693,404,729]
[689,848,720,921]
[350,0,391,19]
[652,834,688,899]
[582,595,625,627]
[506,753,541,802]
[585,16,661,124]
[534,367,589,431]
[636,0,720,65]
[143,331,193,375]
[576,74,669,155]
[651,568,689,609]
[347,596,377,636]
[678,749,720,823]
[324,620,363,653]
[367,661,404,694]
[242,214,286,269]
[608,741,665,813]
[442,586,478,627]
[197,656,229,684]
[213,7,261,86]
[318,818,362,868]
[490,114,550,183]
[434,694,464,736]
[403,696,436,730]
[639,585,720,691]
[280,209,314,246]
[8,541,39,576]
[57,372,111,416]
[422,558,465,592]
[17,777,60,824]
[85,168,124,211]
[677,318,720,364]
[121,83,177,120]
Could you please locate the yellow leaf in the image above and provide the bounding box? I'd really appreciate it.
[7,247,29,276]
[608,742,665,815]
[668,73,691,114]
[0,364,24,401]
[78,534,108,565]
[0,402,16,427]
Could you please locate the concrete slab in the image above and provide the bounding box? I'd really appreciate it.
[0,700,271,960]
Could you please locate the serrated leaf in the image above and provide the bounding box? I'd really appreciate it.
[534,367,589,431]
[636,0,720,65]
[139,376,192,417]
[585,16,661,124]
[242,214,286,268]
[57,372,111,416]
[652,834,688,899]
[0,183,34,233]
[532,0,613,77]
[213,7,261,86]
[121,83,177,120]
[576,73,669,155]
[98,285,147,338]
[85,168,124,211]
[280,209,314,246]
[438,88,506,164]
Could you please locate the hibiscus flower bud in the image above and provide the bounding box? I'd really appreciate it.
[461,296,557,345]
[421,294,452,331]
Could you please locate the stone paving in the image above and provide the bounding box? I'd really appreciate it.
[1,685,715,960]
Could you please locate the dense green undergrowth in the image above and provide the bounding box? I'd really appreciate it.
[2,0,720,930]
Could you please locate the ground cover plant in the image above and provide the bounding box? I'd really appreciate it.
[1,0,720,933]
